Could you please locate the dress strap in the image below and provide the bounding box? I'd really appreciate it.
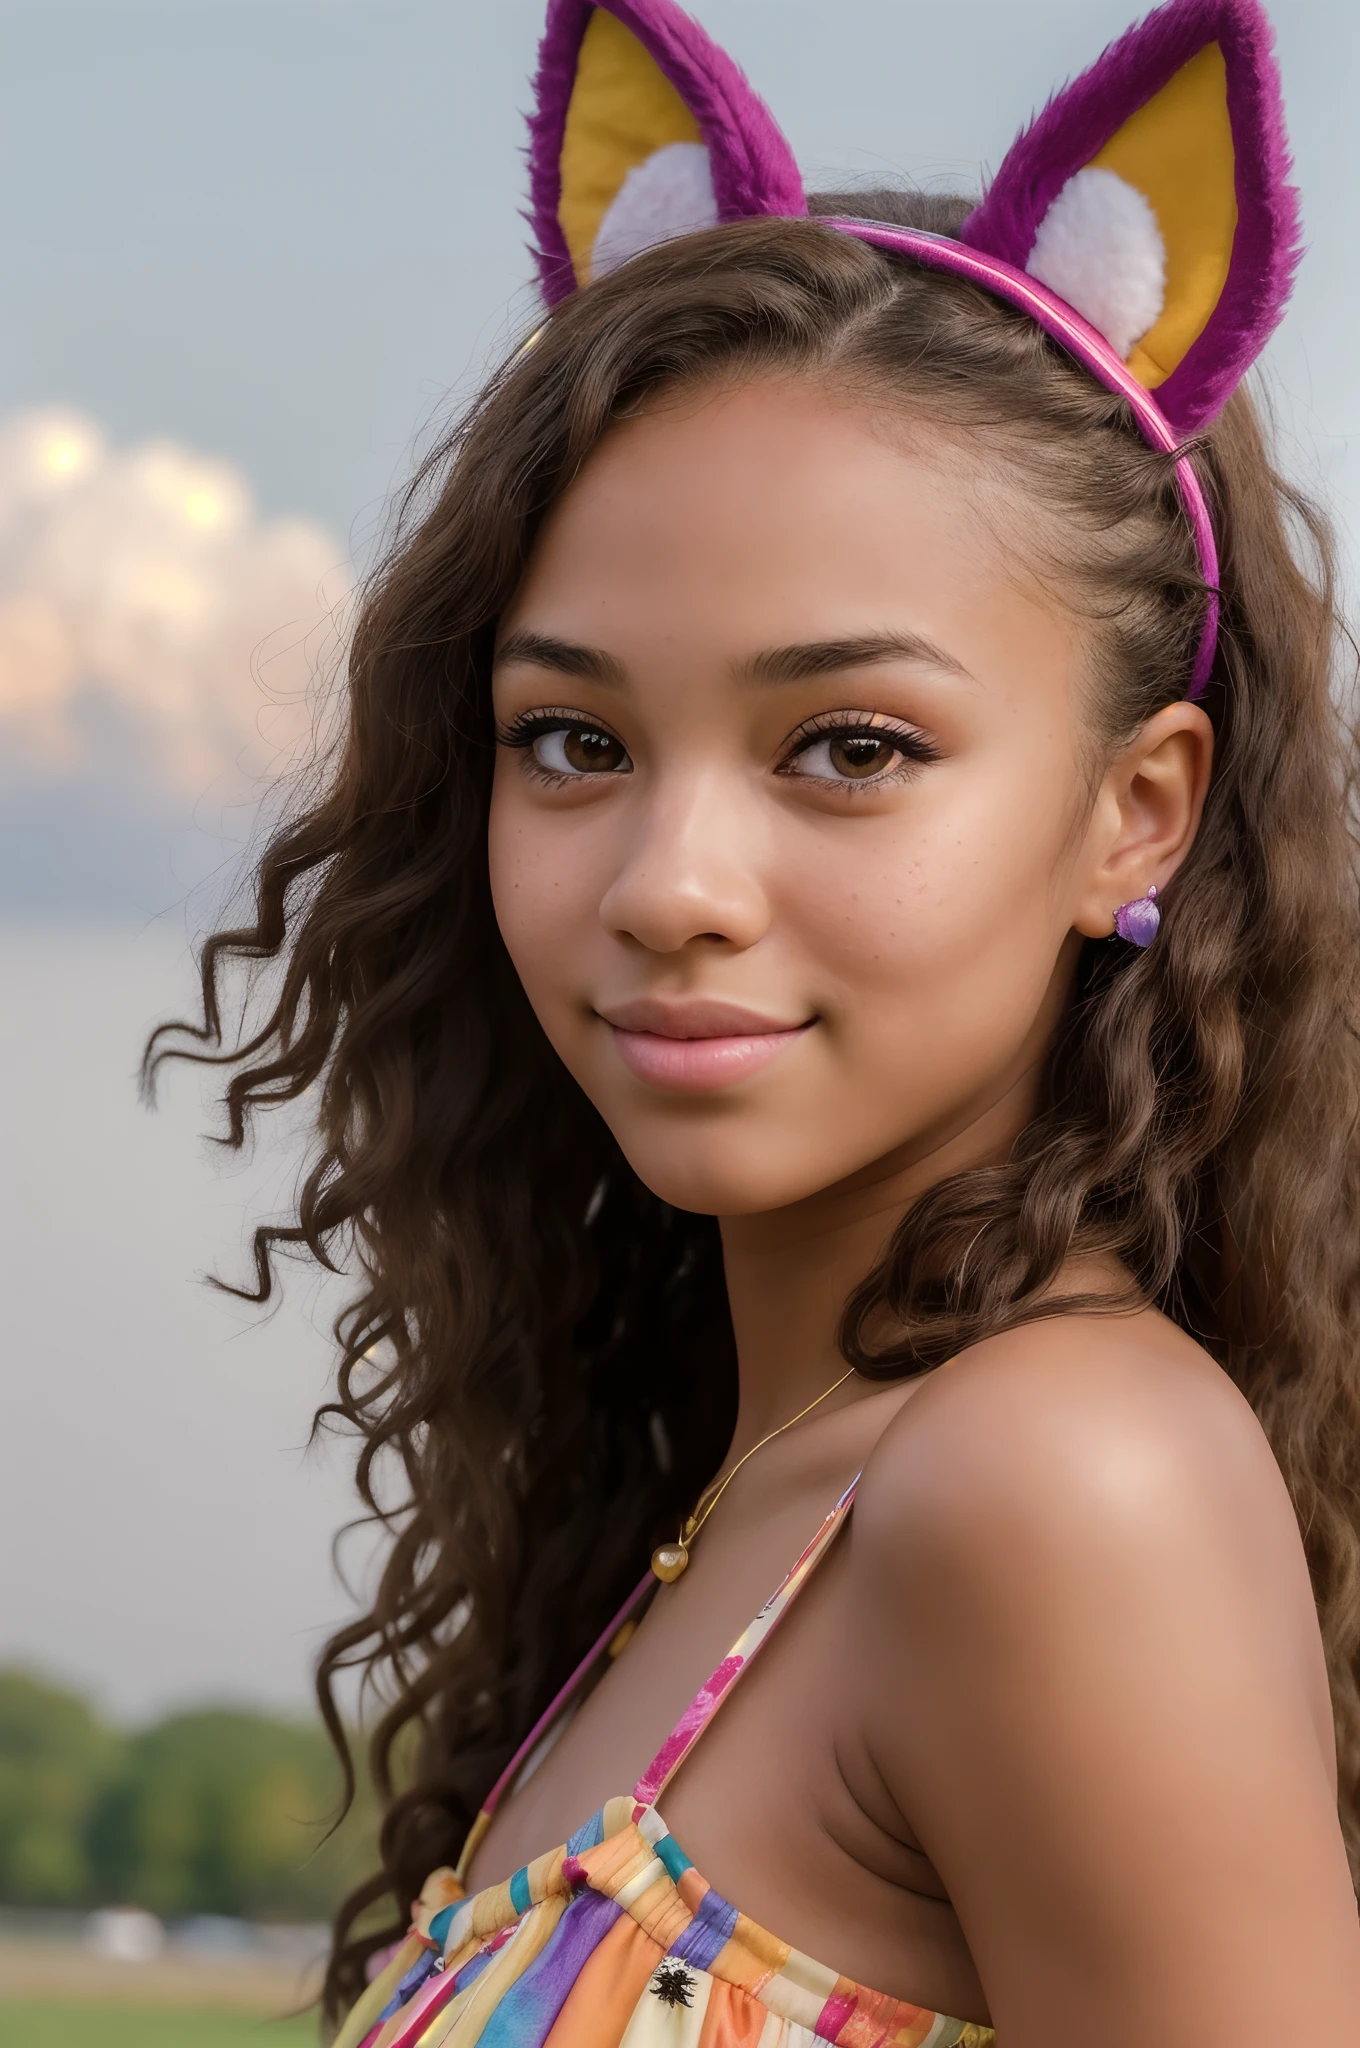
[632,1472,860,1811]
[454,1567,654,1882]
[454,1470,862,1881]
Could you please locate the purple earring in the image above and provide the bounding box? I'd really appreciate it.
[1113,884,1159,947]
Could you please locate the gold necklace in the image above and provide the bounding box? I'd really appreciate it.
[650,1367,857,1583]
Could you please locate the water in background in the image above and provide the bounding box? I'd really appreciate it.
[0,918,362,1722]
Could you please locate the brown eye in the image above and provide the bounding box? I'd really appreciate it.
[563,727,625,771]
[827,734,898,780]
[532,725,631,775]
[783,721,935,788]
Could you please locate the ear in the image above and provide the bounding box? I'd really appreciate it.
[960,0,1300,436]
[1072,701,1214,938]
[528,0,805,305]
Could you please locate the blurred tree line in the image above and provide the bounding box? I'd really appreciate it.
[0,1667,377,1921]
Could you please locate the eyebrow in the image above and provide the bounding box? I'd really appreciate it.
[493,626,968,688]
[494,629,626,686]
[738,631,968,684]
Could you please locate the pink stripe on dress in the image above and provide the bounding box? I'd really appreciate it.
[633,1479,860,1810]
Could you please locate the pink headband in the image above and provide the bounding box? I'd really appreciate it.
[823,221,1222,695]
[525,0,1303,702]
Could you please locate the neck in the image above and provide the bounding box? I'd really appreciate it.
[717,1062,1043,1457]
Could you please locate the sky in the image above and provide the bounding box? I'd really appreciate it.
[2,0,1358,1721]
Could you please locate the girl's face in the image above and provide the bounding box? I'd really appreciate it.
[489,378,1187,1217]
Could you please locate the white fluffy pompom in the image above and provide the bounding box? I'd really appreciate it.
[591,141,718,280]
[1026,166,1166,360]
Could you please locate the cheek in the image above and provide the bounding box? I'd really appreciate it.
[787,770,1075,1019]
[488,783,550,986]
[487,771,603,1013]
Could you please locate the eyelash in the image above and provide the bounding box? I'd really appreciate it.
[497,708,599,745]
[777,710,942,789]
[495,707,941,789]
[495,707,626,785]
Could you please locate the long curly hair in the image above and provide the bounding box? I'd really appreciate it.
[144,191,1360,2025]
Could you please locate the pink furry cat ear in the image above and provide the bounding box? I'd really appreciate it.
[960,0,1300,437]
[527,0,805,306]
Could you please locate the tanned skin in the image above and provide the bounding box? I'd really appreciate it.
[475,376,1360,2041]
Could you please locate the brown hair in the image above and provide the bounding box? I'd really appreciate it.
[145,191,1360,2023]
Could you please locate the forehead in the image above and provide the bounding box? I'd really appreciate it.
[501,376,1071,682]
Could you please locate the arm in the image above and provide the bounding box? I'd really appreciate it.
[854,1317,1360,2045]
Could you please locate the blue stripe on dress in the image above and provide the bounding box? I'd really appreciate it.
[476,1888,623,2048]
[670,1883,739,1971]
[373,1947,439,2024]
[452,1943,500,1992]
[509,1865,533,1916]
[655,1832,692,1881]
[566,1807,607,1857]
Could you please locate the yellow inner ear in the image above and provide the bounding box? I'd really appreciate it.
[559,10,703,286]
[1091,41,1237,388]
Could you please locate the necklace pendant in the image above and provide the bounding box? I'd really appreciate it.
[651,1542,689,1583]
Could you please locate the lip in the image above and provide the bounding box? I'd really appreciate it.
[599,997,807,1039]
[596,997,814,1094]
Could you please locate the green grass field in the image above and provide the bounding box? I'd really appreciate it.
[0,2004,318,2046]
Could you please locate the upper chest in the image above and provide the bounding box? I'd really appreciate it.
[460,1484,985,2017]
[467,1390,929,1889]
[467,1477,860,1884]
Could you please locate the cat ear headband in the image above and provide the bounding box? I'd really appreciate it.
[526,0,1301,699]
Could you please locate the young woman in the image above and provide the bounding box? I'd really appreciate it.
[151,0,1360,2040]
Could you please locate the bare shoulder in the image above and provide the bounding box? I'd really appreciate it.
[852,1308,1320,1670]
[842,1310,1360,2038]
[859,1308,1295,1549]
[844,1312,1359,2036]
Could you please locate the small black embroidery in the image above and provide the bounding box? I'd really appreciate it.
[650,1957,696,2008]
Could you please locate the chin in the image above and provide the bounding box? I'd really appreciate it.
[611,1127,836,1218]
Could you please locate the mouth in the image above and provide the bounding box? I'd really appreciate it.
[595,998,815,1094]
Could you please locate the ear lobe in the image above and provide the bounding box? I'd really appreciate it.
[961,0,1300,436]
[528,0,805,305]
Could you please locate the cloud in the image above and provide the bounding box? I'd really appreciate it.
[0,407,350,802]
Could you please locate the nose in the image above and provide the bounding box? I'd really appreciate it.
[598,771,771,954]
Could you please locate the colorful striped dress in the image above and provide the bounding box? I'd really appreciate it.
[334,1481,993,2048]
